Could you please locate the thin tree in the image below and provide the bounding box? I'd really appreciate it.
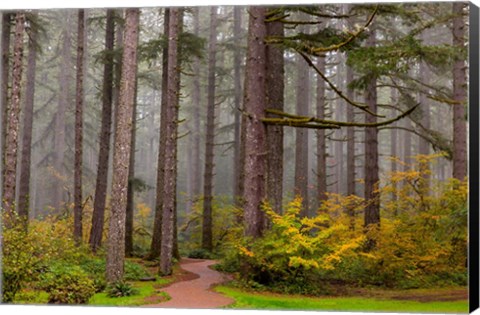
[232,6,243,210]
[452,2,467,181]
[186,7,202,215]
[18,13,38,221]
[125,77,138,257]
[345,4,356,199]
[52,14,72,212]
[160,7,182,276]
[106,8,139,283]
[73,9,85,244]
[149,8,169,261]
[345,64,355,198]
[1,13,11,171]
[243,6,267,238]
[363,26,380,248]
[90,9,115,252]
[265,9,284,215]
[294,48,310,216]
[316,54,327,206]
[202,6,217,252]
[2,12,25,224]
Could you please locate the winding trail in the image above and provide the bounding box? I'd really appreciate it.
[145,258,234,309]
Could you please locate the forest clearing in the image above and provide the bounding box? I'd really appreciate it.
[0,2,472,313]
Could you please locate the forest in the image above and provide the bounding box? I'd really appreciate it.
[0,2,470,312]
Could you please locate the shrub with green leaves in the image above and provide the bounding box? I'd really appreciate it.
[1,214,79,302]
[124,260,150,281]
[40,264,95,304]
[106,281,139,297]
[187,248,214,259]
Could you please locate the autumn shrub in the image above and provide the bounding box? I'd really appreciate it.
[39,264,95,304]
[224,154,467,291]
[323,154,468,288]
[227,197,364,295]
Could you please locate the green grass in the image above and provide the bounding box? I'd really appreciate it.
[215,286,469,313]
[89,279,170,306]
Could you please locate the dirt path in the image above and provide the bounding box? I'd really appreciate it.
[145,258,234,309]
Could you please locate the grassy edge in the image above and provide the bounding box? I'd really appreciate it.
[214,285,469,313]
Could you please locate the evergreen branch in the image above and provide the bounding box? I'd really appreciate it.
[265,103,418,128]
[308,5,377,53]
[297,50,385,118]
[298,8,351,19]
[426,95,462,105]
[262,119,340,129]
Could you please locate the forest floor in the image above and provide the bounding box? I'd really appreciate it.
[140,258,467,312]
[143,258,234,308]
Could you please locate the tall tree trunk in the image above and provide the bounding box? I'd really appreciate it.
[452,2,467,180]
[74,9,85,244]
[172,14,184,261]
[191,7,202,200]
[243,6,267,238]
[233,6,244,209]
[53,15,72,213]
[160,8,182,276]
[106,8,139,283]
[345,4,356,199]
[1,13,11,175]
[265,12,284,215]
[346,64,355,197]
[150,8,169,260]
[390,89,398,216]
[18,14,37,221]
[233,6,242,207]
[90,9,115,252]
[294,35,310,216]
[334,60,344,194]
[316,55,327,207]
[403,118,412,170]
[363,27,380,246]
[125,44,139,258]
[202,7,217,252]
[2,12,25,224]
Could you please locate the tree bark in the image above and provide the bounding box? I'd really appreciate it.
[53,14,72,212]
[160,8,182,276]
[346,64,355,197]
[191,7,202,200]
[90,9,115,252]
[363,27,380,239]
[125,74,138,257]
[2,12,25,223]
[233,6,244,210]
[294,32,310,216]
[346,4,356,199]
[452,2,467,181]
[265,11,284,215]
[390,89,398,217]
[316,55,327,207]
[106,8,139,283]
[403,118,412,170]
[18,13,37,221]
[74,9,85,244]
[202,6,217,252]
[1,13,11,175]
[150,8,169,260]
[243,6,267,238]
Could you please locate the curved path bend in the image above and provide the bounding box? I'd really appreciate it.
[146,258,234,309]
